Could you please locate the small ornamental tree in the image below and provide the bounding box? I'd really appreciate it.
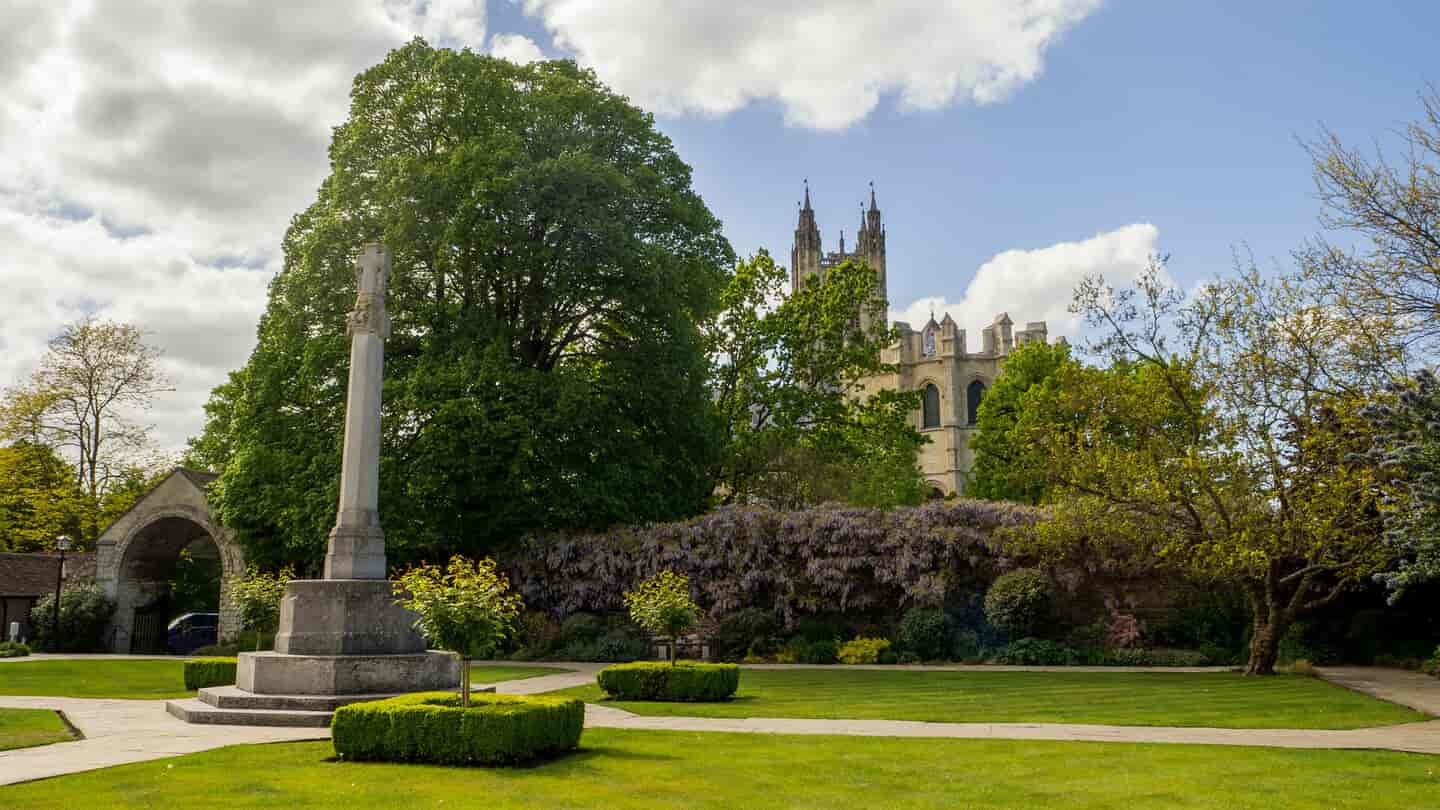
[394,556,523,706]
[226,566,294,650]
[624,571,699,664]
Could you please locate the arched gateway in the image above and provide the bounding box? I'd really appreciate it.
[95,469,244,653]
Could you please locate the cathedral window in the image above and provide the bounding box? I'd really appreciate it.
[922,325,937,357]
[922,384,940,429]
[967,380,986,425]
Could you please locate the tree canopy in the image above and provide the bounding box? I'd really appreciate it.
[0,316,170,545]
[194,41,733,570]
[1018,260,1401,674]
[708,251,926,509]
[968,338,1077,504]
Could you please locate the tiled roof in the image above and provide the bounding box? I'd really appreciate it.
[0,552,97,597]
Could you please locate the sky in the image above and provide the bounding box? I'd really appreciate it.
[1,0,1436,455]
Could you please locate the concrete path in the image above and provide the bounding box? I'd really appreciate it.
[0,668,581,786]
[3,663,1438,787]
[581,705,1440,755]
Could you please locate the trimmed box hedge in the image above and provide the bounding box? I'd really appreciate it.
[596,661,740,701]
[331,692,584,766]
[183,657,237,690]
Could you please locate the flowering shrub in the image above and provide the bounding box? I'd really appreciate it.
[512,500,1043,628]
[839,637,891,664]
[1105,601,1143,649]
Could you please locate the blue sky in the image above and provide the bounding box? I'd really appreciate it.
[641,1,1439,320]
[1,0,1435,451]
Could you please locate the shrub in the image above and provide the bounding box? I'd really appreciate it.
[560,612,604,644]
[227,566,294,651]
[715,608,778,660]
[331,692,584,765]
[0,640,30,658]
[1424,645,1440,678]
[1103,648,1211,667]
[838,637,890,664]
[996,638,1076,665]
[896,651,920,664]
[29,584,114,652]
[898,607,948,660]
[1198,642,1240,666]
[596,661,739,701]
[793,638,840,664]
[796,615,851,644]
[876,649,898,665]
[984,568,1052,639]
[624,571,699,664]
[950,628,981,661]
[184,657,238,690]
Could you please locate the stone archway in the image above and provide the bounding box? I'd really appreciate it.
[95,470,244,652]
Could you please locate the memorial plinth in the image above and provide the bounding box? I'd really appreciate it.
[167,244,457,726]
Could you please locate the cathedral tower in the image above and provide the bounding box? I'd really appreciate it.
[856,181,887,307]
[791,180,822,292]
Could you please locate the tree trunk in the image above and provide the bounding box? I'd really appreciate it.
[461,658,471,707]
[1245,613,1286,676]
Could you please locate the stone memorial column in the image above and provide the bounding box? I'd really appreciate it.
[235,244,458,696]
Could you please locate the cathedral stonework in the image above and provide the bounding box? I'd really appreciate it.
[790,182,1054,497]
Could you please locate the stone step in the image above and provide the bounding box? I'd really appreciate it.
[165,698,335,728]
[198,686,399,712]
[197,685,495,711]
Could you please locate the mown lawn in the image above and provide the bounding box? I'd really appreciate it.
[0,707,75,751]
[0,660,569,700]
[556,668,1429,729]
[3,731,1438,808]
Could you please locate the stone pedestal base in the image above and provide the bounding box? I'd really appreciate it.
[275,579,426,656]
[237,649,459,695]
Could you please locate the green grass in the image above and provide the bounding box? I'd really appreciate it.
[0,660,569,700]
[0,708,75,751]
[557,668,1429,729]
[2,732,1437,808]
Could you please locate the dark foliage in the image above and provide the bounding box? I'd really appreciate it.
[897,607,948,659]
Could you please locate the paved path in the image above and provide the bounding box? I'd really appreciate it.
[0,668,578,786]
[3,663,1438,787]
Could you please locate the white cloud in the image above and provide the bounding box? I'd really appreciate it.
[0,1,489,455]
[520,0,1102,129]
[890,223,1163,341]
[490,33,545,64]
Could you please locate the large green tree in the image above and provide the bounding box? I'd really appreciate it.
[709,251,925,509]
[195,41,732,570]
[1020,260,1401,674]
[968,339,1078,504]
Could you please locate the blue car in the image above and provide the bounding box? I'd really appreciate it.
[167,612,219,654]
